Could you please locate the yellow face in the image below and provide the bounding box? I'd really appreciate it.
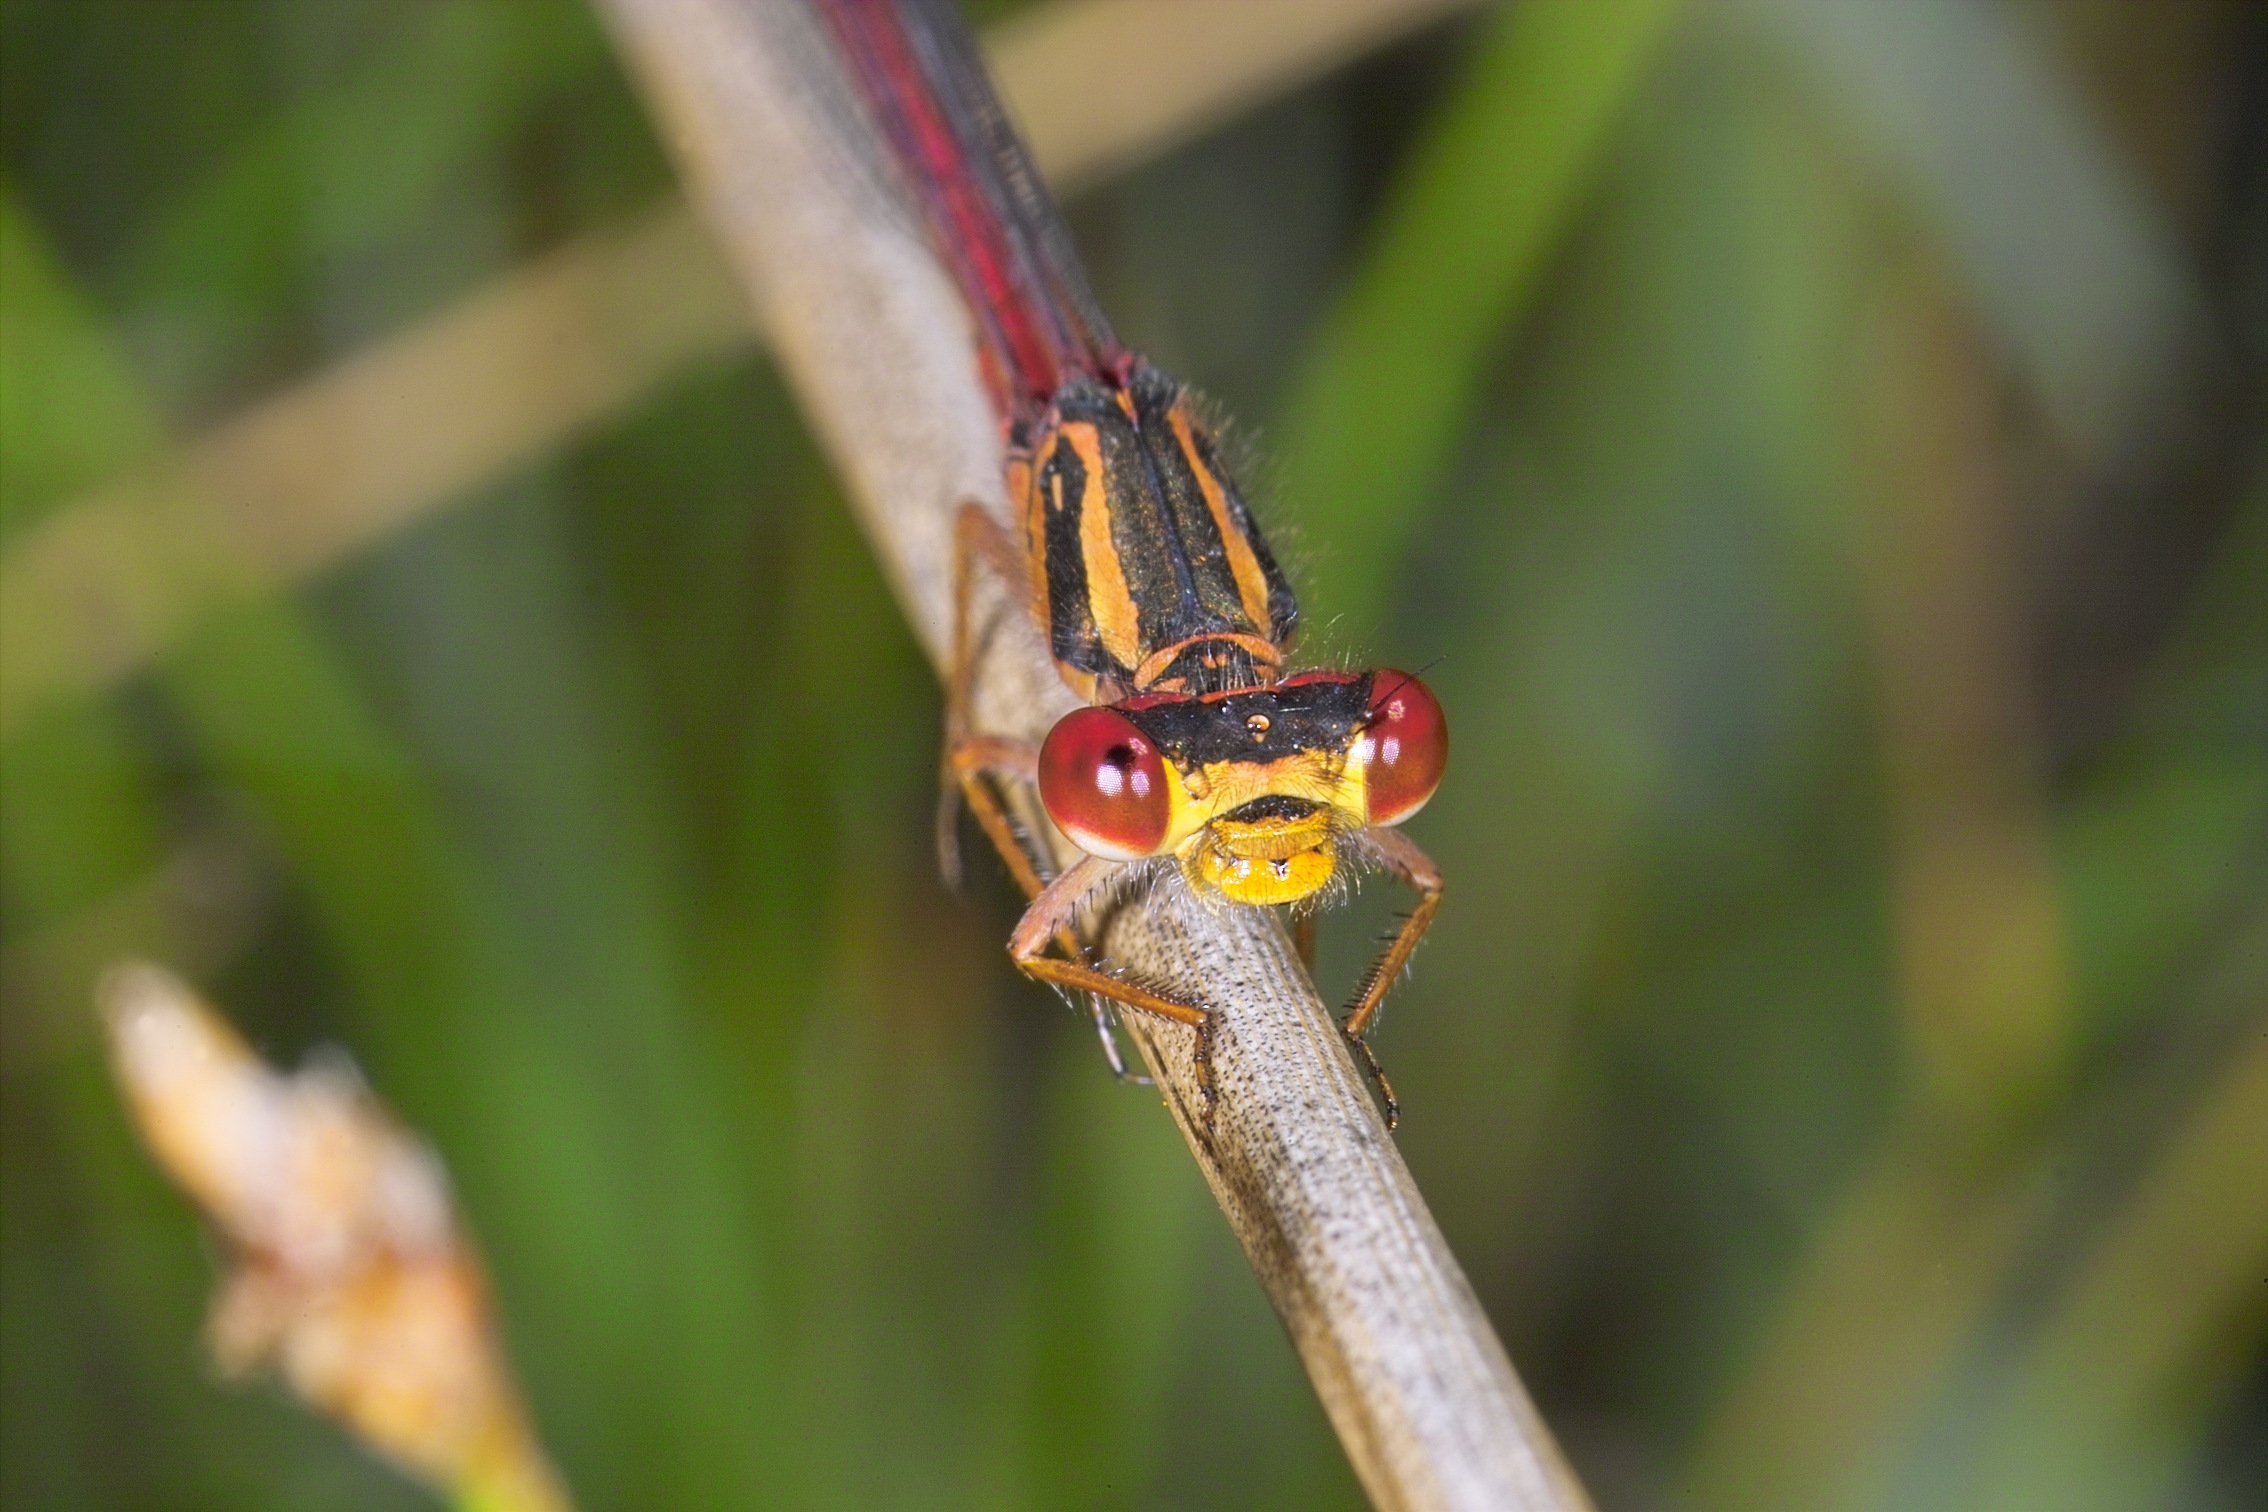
[1185,807,1340,905]
[1164,749,1369,907]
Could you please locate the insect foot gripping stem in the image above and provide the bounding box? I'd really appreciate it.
[1337,825,1445,1133]
[1008,853,1220,1125]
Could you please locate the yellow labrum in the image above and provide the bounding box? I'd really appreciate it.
[1183,808,1340,906]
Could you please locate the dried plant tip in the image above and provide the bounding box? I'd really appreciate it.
[97,963,571,1512]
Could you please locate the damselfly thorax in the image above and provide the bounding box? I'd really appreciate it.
[1009,364,1296,703]
[816,0,1447,1128]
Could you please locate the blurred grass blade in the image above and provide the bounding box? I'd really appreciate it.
[1275,0,1681,638]
[0,198,167,536]
[1740,0,2205,459]
[1685,739,2267,1512]
[1963,928,2268,1512]
[4,187,608,1493]
[0,207,746,743]
[1001,0,1481,189]
[1854,285,2069,1122]
[0,197,190,1008]
[1685,1125,2042,1512]
[122,0,611,391]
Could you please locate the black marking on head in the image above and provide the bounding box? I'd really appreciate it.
[1118,673,1374,771]
[1227,794,1325,824]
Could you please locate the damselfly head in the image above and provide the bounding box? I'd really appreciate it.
[1037,671,1446,905]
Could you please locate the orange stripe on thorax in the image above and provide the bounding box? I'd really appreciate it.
[1169,402,1273,632]
[1061,422,1143,672]
[1008,444,1048,629]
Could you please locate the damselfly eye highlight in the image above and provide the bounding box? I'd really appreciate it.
[1361,671,1447,826]
[1039,707,1172,860]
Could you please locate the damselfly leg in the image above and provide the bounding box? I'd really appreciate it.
[939,503,1039,890]
[945,502,1206,1108]
[1339,826,1445,1131]
[1008,855,1217,1121]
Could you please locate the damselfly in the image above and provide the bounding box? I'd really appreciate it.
[812,0,1447,1127]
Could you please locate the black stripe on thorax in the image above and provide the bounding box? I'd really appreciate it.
[1033,364,1298,694]
[1032,429,1117,686]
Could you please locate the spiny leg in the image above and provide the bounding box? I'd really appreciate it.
[1020,952,1214,1117]
[940,501,1040,887]
[946,734,1049,903]
[951,735,1148,1080]
[943,530,1158,1092]
[1341,827,1444,1131]
[1011,855,1217,1121]
[1087,996,1153,1086]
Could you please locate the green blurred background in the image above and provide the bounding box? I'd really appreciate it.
[3,0,2262,1508]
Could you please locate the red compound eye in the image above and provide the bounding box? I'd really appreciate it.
[1038,706,1172,860]
[1361,671,1447,826]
